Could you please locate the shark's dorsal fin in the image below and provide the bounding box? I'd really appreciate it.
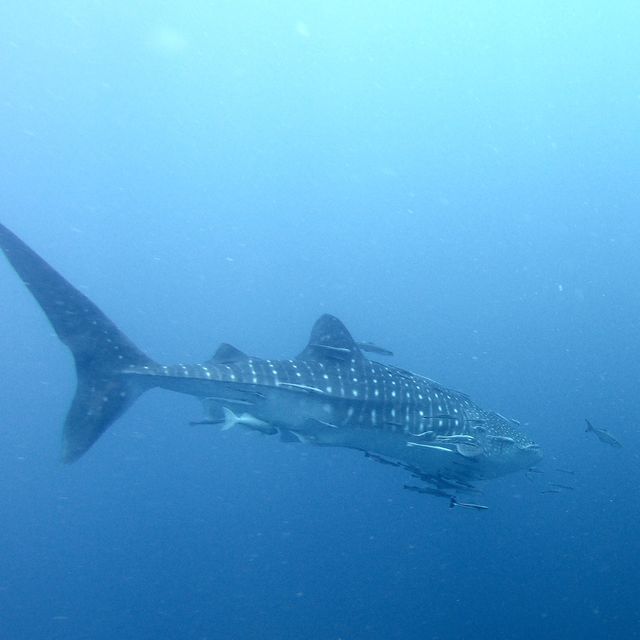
[207,342,249,365]
[297,314,364,362]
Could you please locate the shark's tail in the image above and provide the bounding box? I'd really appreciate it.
[0,223,157,462]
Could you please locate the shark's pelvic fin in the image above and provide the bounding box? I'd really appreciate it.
[0,223,157,463]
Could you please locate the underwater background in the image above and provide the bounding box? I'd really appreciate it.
[1,2,639,639]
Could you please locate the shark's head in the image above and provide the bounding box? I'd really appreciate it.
[477,441,542,479]
[515,441,543,468]
[473,412,543,477]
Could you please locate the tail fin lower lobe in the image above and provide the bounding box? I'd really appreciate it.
[0,223,157,462]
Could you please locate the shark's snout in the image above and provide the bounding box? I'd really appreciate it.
[518,442,543,467]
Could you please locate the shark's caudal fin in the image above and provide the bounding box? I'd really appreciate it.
[0,223,157,462]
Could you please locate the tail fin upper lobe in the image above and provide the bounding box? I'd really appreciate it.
[0,223,156,462]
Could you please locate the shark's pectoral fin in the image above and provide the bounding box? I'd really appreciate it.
[278,429,302,443]
[456,443,484,458]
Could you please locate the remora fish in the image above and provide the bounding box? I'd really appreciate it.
[449,496,489,511]
[585,419,622,449]
[356,341,394,357]
[0,223,542,490]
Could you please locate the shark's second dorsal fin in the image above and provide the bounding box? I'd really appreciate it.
[207,342,249,365]
[297,314,364,363]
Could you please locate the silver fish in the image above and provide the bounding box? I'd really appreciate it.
[585,419,622,449]
[449,496,489,511]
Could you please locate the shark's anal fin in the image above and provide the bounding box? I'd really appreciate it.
[0,223,158,462]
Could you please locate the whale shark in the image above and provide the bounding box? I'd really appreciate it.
[0,222,542,497]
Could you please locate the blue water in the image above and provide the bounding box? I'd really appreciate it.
[1,2,639,638]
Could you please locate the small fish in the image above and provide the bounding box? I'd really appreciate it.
[406,442,453,453]
[189,419,221,426]
[365,452,401,468]
[436,434,478,445]
[434,475,468,490]
[309,342,350,353]
[303,417,339,430]
[356,341,394,357]
[527,467,544,474]
[549,483,575,491]
[541,489,561,494]
[494,412,521,426]
[276,382,325,394]
[205,395,256,406]
[487,435,515,445]
[449,496,489,511]
[555,468,575,475]
[221,407,274,433]
[221,385,266,399]
[404,484,450,498]
[308,343,352,359]
[585,419,622,448]
[407,430,436,440]
[393,367,416,380]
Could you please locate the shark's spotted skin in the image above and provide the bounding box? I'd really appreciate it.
[0,222,542,496]
[126,348,539,479]
[132,358,474,436]
[143,358,499,439]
